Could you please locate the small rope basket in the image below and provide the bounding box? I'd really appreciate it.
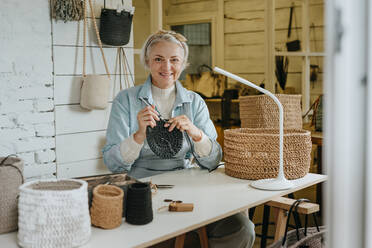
[239,94,302,129]
[17,179,91,248]
[224,128,312,180]
[126,183,153,225]
[90,184,124,229]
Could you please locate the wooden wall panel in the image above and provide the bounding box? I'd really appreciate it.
[225,59,264,74]
[225,31,265,46]
[224,11,264,33]
[275,5,324,30]
[225,44,264,60]
[54,75,129,105]
[224,0,265,14]
[167,0,217,15]
[275,0,323,8]
[53,46,134,76]
[24,163,57,178]
[57,159,110,178]
[55,104,112,135]
[56,131,106,164]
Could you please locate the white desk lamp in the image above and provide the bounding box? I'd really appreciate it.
[214,67,294,190]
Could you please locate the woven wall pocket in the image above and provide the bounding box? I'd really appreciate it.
[239,94,302,129]
[99,0,133,46]
[90,184,124,229]
[80,0,111,110]
[0,155,24,234]
[18,179,91,248]
[224,128,312,180]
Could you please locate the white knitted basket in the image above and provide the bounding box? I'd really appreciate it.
[18,179,91,248]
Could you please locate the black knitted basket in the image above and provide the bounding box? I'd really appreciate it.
[146,119,183,159]
[99,8,133,46]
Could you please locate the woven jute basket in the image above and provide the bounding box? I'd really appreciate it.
[90,184,124,229]
[0,156,24,234]
[239,94,302,129]
[224,128,312,180]
[18,179,91,248]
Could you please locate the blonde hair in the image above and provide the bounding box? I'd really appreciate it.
[140,30,189,70]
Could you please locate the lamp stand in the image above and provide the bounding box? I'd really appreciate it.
[213,67,294,191]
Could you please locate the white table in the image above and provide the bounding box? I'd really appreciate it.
[0,168,327,248]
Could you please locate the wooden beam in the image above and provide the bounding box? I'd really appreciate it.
[265,0,275,93]
[302,0,310,117]
[150,0,163,33]
[216,0,224,68]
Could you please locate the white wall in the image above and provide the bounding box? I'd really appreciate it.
[0,0,55,180]
[0,0,134,180]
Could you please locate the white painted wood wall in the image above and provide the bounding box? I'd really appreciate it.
[54,0,134,178]
[0,0,134,180]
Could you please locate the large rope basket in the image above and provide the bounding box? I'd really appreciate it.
[239,94,302,129]
[18,179,91,248]
[224,128,312,180]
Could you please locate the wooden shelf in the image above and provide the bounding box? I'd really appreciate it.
[275,51,325,57]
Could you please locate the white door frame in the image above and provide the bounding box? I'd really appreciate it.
[325,0,369,247]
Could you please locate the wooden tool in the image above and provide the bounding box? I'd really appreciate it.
[169,202,194,212]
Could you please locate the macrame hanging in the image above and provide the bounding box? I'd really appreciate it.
[51,0,84,22]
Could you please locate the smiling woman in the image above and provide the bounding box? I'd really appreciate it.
[102,30,255,248]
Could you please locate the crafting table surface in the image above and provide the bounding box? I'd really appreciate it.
[0,168,327,248]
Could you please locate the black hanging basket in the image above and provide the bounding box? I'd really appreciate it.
[99,1,133,46]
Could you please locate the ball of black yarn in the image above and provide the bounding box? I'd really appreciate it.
[146,119,183,159]
[125,183,153,225]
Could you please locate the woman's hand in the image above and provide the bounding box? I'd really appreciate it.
[133,106,160,144]
[164,115,203,142]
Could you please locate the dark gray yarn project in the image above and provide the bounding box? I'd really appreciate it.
[146,119,183,159]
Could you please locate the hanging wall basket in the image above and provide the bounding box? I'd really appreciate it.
[239,94,303,129]
[18,179,91,248]
[224,128,312,180]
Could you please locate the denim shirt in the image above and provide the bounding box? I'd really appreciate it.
[102,76,223,179]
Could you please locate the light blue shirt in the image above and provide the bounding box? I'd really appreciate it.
[102,76,222,179]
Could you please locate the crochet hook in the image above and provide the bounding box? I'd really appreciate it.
[139,97,166,122]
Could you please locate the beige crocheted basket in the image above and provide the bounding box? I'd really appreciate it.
[224,128,312,180]
[18,179,91,248]
[90,184,124,229]
[0,156,24,234]
[239,94,302,129]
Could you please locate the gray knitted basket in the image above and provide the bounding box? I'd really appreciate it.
[268,226,326,248]
[0,156,24,234]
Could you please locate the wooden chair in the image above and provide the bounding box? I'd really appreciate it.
[174,226,209,248]
[259,197,320,247]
